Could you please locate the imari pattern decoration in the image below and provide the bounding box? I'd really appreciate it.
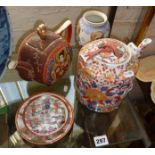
[15,93,74,145]
[76,38,152,113]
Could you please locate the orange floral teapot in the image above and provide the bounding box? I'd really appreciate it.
[8,20,72,85]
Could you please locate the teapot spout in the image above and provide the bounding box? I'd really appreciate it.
[128,38,152,58]
[138,38,152,51]
[8,60,35,81]
[8,60,18,70]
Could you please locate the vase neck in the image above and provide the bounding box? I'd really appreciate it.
[83,10,108,27]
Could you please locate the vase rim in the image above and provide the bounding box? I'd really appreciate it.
[83,10,108,27]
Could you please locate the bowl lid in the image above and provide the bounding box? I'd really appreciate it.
[79,38,130,65]
[15,92,74,145]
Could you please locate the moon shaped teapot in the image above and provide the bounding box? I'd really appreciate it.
[76,38,152,113]
[8,20,72,85]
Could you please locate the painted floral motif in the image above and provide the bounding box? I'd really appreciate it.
[86,88,107,101]
[16,93,74,145]
[78,14,110,46]
[76,38,136,113]
[24,95,67,136]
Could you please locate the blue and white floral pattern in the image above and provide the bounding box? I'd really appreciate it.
[78,17,110,46]
[0,7,11,79]
[80,17,110,34]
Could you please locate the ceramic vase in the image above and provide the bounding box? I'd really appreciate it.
[76,10,110,46]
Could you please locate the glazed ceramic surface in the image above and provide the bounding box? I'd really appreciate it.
[136,55,155,82]
[77,10,110,46]
[0,7,11,79]
[76,38,152,113]
[15,93,74,145]
[8,20,72,85]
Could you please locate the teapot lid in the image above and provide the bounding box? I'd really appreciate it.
[20,31,60,51]
[79,38,131,65]
[18,24,62,53]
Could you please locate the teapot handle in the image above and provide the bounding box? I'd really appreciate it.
[55,19,72,44]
